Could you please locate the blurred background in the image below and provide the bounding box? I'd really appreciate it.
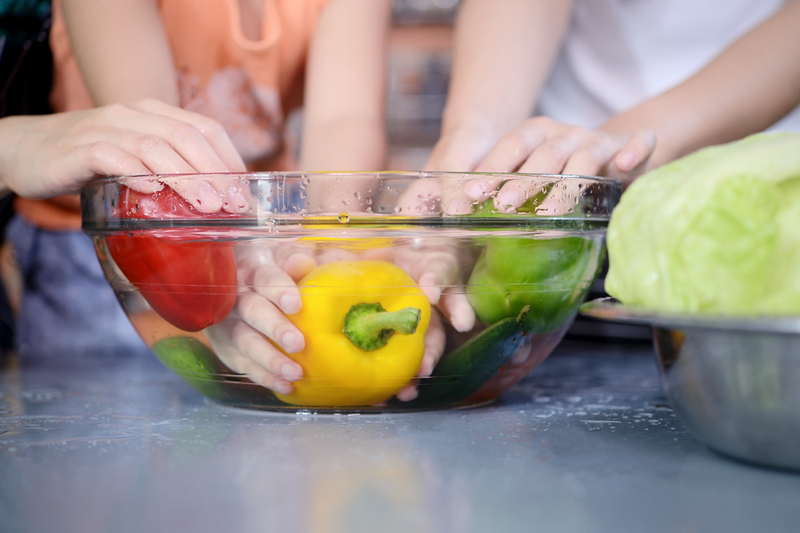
[386,0,458,170]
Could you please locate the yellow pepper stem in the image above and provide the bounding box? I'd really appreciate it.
[342,302,422,352]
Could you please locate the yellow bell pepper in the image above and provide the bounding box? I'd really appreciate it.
[274,260,431,407]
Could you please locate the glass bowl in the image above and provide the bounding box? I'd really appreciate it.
[81,172,621,413]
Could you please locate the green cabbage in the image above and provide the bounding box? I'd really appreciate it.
[605,132,800,315]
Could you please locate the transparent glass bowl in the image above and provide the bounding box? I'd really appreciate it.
[82,172,621,412]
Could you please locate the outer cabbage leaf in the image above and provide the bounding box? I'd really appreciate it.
[605,133,800,315]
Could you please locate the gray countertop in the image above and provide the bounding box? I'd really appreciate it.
[2,339,799,533]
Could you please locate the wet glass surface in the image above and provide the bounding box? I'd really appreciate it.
[2,340,800,533]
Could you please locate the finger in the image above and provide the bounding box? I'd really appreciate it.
[561,135,622,177]
[518,135,581,175]
[419,311,447,376]
[396,312,447,402]
[205,323,296,394]
[70,142,162,193]
[227,320,303,381]
[234,294,305,353]
[613,128,657,173]
[395,383,419,402]
[397,178,442,215]
[274,249,317,282]
[462,176,506,203]
[188,173,253,214]
[493,179,532,213]
[133,98,247,172]
[397,250,460,304]
[438,289,475,333]
[159,176,226,213]
[251,261,303,315]
[114,131,199,175]
[534,179,585,216]
[474,125,547,174]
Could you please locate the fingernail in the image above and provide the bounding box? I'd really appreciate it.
[418,275,442,304]
[195,182,223,212]
[273,379,294,395]
[617,151,637,171]
[419,355,434,377]
[495,190,520,211]
[280,294,302,314]
[280,363,301,381]
[465,180,489,200]
[281,331,303,353]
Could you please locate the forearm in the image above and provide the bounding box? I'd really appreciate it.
[61,0,179,106]
[300,0,391,171]
[602,0,800,168]
[0,116,27,195]
[301,117,387,171]
[441,0,573,139]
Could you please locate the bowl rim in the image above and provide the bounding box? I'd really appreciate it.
[81,171,623,229]
[580,298,800,334]
[85,170,622,185]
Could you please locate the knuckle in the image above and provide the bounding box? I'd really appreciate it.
[236,294,259,317]
[575,146,603,167]
[198,117,226,138]
[100,102,128,118]
[500,131,533,156]
[136,134,167,155]
[540,142,568,163]
[237,333,262,358]
[85,141,113,162]
[166,121,202,144]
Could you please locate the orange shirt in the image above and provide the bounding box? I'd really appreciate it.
[18,0,329,231]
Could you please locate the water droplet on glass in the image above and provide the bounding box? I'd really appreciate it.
[338,213,350,223]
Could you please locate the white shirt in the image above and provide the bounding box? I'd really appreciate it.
[537,0,800,132]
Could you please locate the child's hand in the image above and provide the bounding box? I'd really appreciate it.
[204,244,316,395]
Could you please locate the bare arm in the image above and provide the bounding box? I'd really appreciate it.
[425,0,573,171]
[300,0,392,171]
[602,0,800,169]
[60,0,179,106]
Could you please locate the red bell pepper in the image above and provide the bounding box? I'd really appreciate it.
[105,186,238,332]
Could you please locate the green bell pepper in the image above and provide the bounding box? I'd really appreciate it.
[467,236,600,334]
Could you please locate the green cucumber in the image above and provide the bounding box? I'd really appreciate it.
[410,305,530,406]
[151,336,228,399]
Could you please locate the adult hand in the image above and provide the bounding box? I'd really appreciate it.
[424,116,655,213]
[0,99,248,212]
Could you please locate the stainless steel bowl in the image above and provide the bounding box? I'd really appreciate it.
[581,298,800,470]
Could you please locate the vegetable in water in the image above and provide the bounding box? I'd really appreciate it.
[106,187,239,331]
[467,236,599,333]
[273,260,431,407]
[605,133,800,315]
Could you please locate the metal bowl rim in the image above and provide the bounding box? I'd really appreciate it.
[580,298,800,335]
